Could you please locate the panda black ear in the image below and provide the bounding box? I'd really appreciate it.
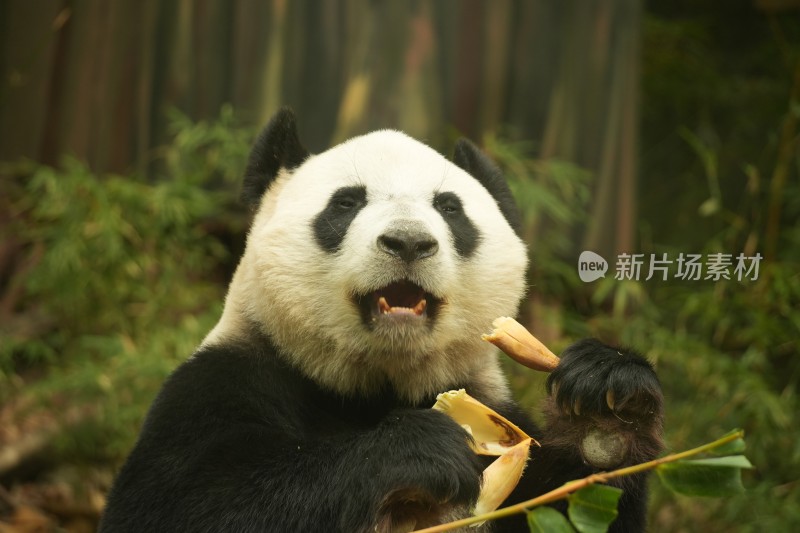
[241,107,310,208]
[452,138,523,235]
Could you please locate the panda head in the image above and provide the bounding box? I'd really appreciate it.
[207,108,528,403]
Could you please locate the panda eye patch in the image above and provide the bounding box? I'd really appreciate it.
[313,186,368,252]
[433,191,480,257]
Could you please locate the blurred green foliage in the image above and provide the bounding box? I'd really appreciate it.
[484,133,593,300]
[490,115,797,532]
[495,132,795,532]
[0,106,253,460]
[634,10,800,529]
[489,121,799,530]
[595,244,800,530]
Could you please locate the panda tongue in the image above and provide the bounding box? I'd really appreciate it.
[378,296,427,316]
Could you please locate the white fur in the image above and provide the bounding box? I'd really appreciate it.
[204,131,529,404]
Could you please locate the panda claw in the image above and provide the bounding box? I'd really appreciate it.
[606,389,615,411]
[551,381,560,399]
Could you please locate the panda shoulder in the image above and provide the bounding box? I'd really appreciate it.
[144,339,302,428]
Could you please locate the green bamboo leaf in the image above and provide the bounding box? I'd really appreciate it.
[708,430,746,456]
[567,484,623,533]
[684,456,753,469]
[657,456,752,497]
[527,506,576,533]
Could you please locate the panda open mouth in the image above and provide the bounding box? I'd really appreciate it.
[356,280,440,324]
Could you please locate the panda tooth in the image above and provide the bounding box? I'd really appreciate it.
[377,297,391,314]
[412,299,427,315]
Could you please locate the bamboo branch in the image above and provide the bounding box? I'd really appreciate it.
[413,430,745,533]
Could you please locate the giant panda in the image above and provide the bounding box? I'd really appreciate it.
[99,108,664,533]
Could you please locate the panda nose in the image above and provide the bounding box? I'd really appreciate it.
[378,229,439,262]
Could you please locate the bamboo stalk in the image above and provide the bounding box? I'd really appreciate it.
[482,316,560,372]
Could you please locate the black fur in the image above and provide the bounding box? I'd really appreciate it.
[452,138,522,236]
[548,339,663,426]
[433,191,480,257]
[241,107,310,208]
[100,335,484,533]
[313,186,368,252]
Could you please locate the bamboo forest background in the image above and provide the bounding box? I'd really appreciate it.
[1,0,799,531]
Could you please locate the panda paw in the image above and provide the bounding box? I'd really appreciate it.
[545,339,664,468]
[378,409,483,503]
[368,409,483,529]
[547,339,661,421]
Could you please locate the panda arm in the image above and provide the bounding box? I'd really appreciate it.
[192,409,482,532]
[479,340,663,533]
[101,344,483,533]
